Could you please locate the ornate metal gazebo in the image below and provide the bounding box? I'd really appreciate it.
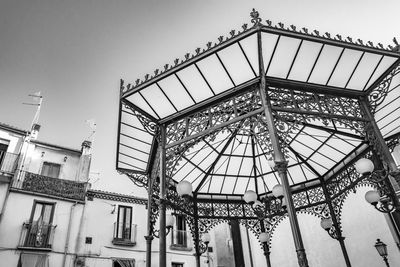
[116,9,400,267]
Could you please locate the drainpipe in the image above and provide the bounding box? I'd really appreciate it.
[74,201,87,257]
[63,202,77,267]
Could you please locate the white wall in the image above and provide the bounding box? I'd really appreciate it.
[0,129,24,153]
[25,144,81,181]
[0,192,84,267]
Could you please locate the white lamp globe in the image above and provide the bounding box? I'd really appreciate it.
[243,190,257,204]
[272,184,284,198]
[177,181,193,197]
[355,158,374,175]
[201,233,211,244]
[365,190,380,204]
[259,232,269,244]
[320,218,333,230]
[166,214,175,228]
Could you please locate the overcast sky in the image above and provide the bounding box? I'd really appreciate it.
[0,0,399,195]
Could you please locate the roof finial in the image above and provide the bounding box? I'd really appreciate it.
[250,8,261,26]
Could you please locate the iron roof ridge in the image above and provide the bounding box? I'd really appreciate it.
[120,8,399,99]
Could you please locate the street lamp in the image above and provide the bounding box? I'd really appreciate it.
[375,239,390,267]
[152,214,175,238]
[177,180,193,197]
[354,158,399,213]
[320,217,343,240]
[243,185,286,219]
[259,232,271,267]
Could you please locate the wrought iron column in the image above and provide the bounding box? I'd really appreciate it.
[360,97,400,194]
[193,195,201,267]
[257,30,309,267]
[260,220,271,267]
[321,181,352,266]
[159,124,167,267]
[145,171,154,267]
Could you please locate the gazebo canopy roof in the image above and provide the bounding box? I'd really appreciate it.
[117,10,400,199]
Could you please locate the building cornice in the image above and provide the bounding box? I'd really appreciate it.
[87,189,147,205]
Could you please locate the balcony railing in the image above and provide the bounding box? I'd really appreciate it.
[170,230,193,250]
[18,221,56,250]
[112,222,137,246]
[12,172,87,201]
[0,151,19,174]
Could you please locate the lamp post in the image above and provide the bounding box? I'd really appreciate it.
[375,239,390,267]
[259,232,271,267]
[354,158,400,213]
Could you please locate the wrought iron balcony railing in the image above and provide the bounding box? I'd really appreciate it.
[12,172,87,201]
[170,230,193,249]
[0,151,19,174]
[18,221,56,250]
[112,222,137,246]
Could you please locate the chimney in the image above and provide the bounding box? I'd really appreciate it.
[76,140,92,182]
[30,124,41,140]
[81,140,92,155]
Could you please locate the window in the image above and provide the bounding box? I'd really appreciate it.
[171,214,187,247]
[41,162,61,178]
[113,206,135,246]
[171,263,184,267]
[0,142,8,168]
[18,253,49,267]
[23,201,55,248]
[113,258,135,267]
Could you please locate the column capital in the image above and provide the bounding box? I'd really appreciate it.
[274,160,288,173]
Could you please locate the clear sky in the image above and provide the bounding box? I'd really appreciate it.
[0,0,399,195]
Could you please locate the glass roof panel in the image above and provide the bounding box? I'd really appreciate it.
[328,49,363,88]
[288,41,323,82]
[261,32,279,73]
[118,153,147,171]
[224,156,245,176]
[127,93,159,119]
[308,45,344,85]
[290,139,315,159]
[239,33,259,75]
[267,36,302,78]
[287,165,308,184]
[233,178,251,195]
[220,176,238,194]
[207,175,225,194]
[140,84,176,118]
[365,56,398,89]
[307,157,330,174]
[176,65,214,102]
[197,54,234,94]
[158,75,195,110]
[217,43,256,85]
[262,172,280,190]
[237,157,254,176]
[346,52,382,90]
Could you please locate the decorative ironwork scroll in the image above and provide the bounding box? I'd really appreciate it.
[369,65,400,113]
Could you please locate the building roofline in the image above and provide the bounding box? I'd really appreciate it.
[87,189,147,205]
[0,122,29,136]
[32,140,82,154]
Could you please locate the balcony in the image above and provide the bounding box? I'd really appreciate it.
[12,172,87,201]
[0,151,19,174]
[170,230,193,251]
[18,221,56,250]
[112,222,137,246]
